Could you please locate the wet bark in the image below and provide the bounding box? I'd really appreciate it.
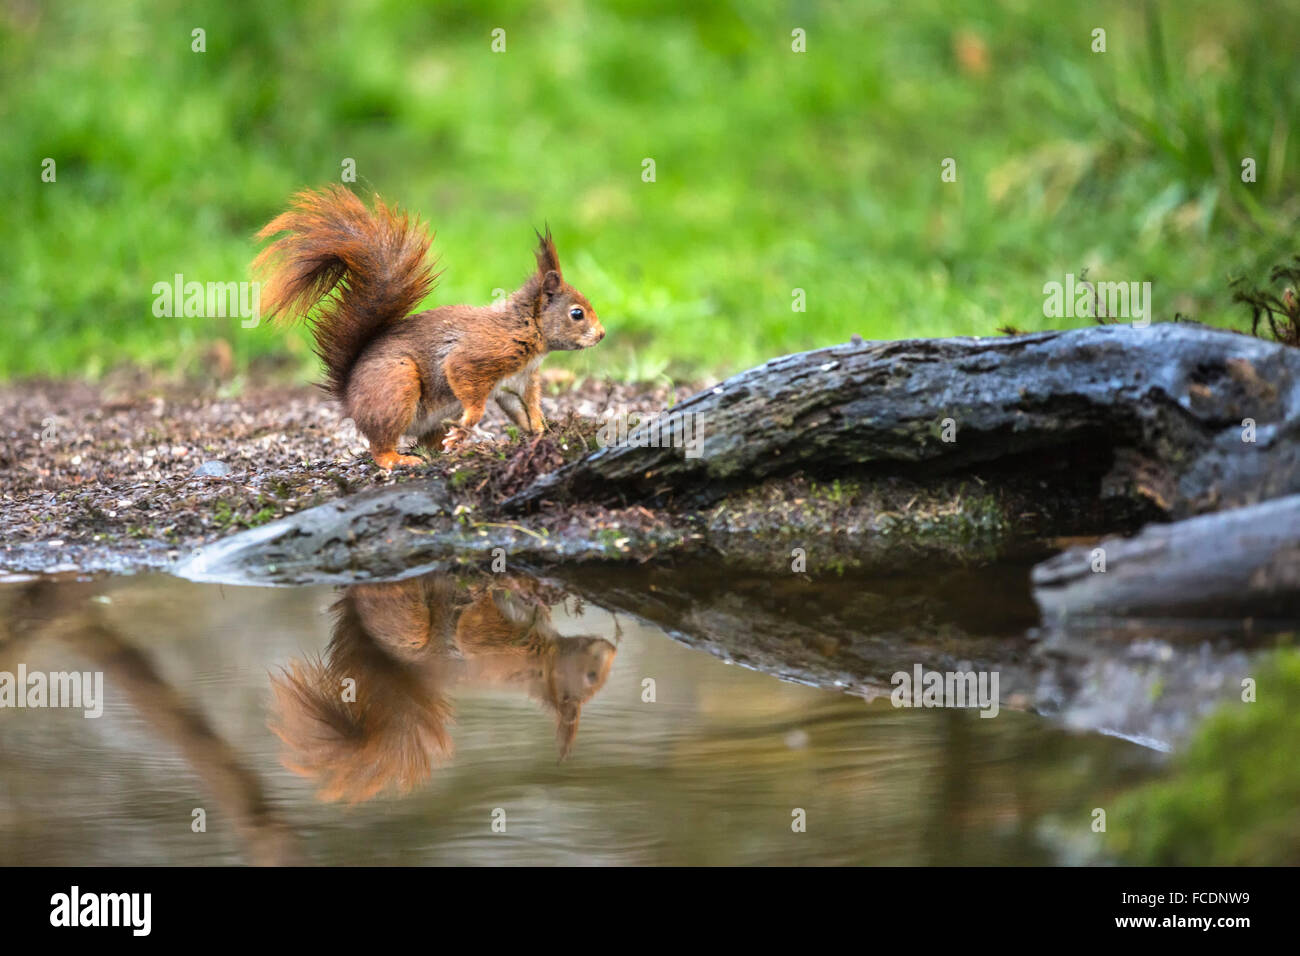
[1032,493,1300,621]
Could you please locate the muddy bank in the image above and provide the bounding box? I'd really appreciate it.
[0,375,673,576]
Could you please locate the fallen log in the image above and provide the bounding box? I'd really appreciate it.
[1032,493,1300,621]
[507,322,1300,515]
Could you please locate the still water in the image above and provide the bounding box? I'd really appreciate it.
[0,569,1163,865]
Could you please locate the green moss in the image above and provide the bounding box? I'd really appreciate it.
[448,468,478,491]
[211,496,280,530]
[1108,646,1300,865]
[211,500,236,529]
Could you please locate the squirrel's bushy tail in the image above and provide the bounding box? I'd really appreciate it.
[267,589,455,804]
[253,185,437,399]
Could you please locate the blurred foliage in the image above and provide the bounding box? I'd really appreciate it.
[1108,646,1300,865]
[2,0,1299,382]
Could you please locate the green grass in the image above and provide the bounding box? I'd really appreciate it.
[2,0,1299,384]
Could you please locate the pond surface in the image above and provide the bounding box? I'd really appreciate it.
[0,565,1190,866]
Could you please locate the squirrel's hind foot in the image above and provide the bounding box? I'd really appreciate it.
[372,450,426,470]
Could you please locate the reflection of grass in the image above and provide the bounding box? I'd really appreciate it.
[3,1,1298,382]
[1108,646,1300,865]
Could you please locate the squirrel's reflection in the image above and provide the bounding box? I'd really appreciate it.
[269,573,618,803]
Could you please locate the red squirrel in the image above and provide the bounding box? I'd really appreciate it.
[252,185,605,469]
[267,574,617,803]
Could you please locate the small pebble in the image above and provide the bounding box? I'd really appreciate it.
[193,460,231,477]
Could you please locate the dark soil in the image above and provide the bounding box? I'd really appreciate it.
[0,373,681,576]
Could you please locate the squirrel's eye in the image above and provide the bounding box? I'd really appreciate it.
[569,307,584,321]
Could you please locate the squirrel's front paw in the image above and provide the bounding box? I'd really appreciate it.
[441,426,470,452]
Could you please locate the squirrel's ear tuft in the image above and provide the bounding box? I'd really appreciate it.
[534,225,561,278]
